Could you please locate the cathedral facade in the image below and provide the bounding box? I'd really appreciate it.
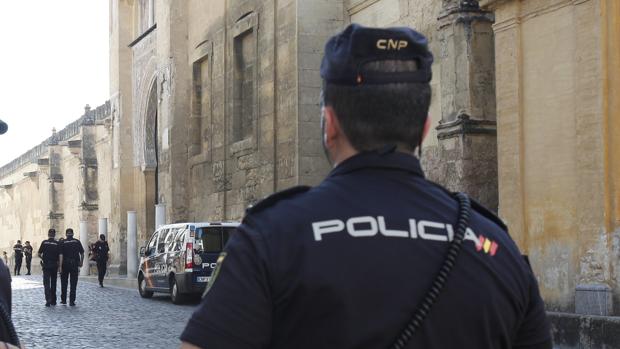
[1,1,619,340]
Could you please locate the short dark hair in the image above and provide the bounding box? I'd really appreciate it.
[321,60,431,152]
[48,229,56,236]
[100,234,106,241]
[66,228,74,235]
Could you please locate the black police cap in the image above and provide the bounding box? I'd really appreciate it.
[320,24,433,85]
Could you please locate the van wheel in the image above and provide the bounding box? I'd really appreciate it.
[138,274,153,298]
[170,277,185,304]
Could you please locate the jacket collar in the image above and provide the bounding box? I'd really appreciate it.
[327,150,425,179]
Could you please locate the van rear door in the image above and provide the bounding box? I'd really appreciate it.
[193,226,224,284]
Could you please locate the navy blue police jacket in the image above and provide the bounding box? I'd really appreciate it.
[181,151,551,349]
[60,238,84,267]
[38,238,60,269]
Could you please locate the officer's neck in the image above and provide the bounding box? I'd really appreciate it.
[329,142,358,168]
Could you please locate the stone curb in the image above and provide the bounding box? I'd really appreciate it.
[80,275,137,290]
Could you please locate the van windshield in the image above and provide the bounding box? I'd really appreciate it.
[194,226,237,253]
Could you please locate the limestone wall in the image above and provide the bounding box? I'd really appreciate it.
[491,0,620,313]
[0,163,48,254]
[184,0,302,223]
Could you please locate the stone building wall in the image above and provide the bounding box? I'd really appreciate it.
[0,163,48,254]
[488,0,620,316]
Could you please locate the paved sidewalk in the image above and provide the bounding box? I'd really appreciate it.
[80,274,137,289]
[11,275,199,348]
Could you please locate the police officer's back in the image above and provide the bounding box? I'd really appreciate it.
[180,24,551,349]
[38,229,61,306]
[59,228,84,306]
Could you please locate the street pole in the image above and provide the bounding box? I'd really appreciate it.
[79,221,89,276]
[155,204,166,229]
[127,211,137,278]
[98,218,108,238]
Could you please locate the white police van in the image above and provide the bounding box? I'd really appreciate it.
[138,222,239,304]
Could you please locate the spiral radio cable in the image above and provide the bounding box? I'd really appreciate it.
[389,192,471,349]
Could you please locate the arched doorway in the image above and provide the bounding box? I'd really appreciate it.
[142,81,159,238]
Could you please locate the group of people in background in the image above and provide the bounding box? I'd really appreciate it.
[2,240,33,275]
[4,229,110,307]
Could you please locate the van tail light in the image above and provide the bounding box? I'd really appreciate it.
[185,243,193,269]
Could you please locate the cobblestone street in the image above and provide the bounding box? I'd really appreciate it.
[10,275,199,348]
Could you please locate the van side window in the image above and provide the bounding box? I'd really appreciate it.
[164,228,177,251]
[146,231,160,256]
[174,229,186,251]
[157,229,169,253]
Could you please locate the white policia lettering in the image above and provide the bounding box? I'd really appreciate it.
[312,216,481,248]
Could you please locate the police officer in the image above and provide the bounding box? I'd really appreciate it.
[93,234,109,287]
[38,229,61,307]
[23,241,33,275]
[59,228,84,306]
[180,24,552,349]
[12,240,22,276]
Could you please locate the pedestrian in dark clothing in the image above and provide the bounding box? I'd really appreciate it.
[93,234,109,287]
[12,241,22,276]
[38,229,61,307]
[59,228,84,306]
[23,241,33,275]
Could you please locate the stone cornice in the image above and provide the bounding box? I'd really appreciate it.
[436,115,497,140]
[491,0,591,32]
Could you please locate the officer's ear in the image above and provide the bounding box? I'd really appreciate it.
[323,106,343,146]
[422,116,431,142]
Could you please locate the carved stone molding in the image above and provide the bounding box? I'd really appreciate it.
[436,115,497,140]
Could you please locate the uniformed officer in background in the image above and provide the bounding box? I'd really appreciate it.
[23,241,33,275]
[12,240,22,276]
[38,229,61,307]
[93,234,110,287]
[180,24,552,349]
[59,228,84,306]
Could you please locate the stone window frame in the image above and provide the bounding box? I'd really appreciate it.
[136,0,156,37]
[189,40,214,165]
[347,0,382,14]
[230,11,259,156]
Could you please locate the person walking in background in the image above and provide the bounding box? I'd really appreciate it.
[59,228,84,306]
[23,241,33,275]
[12,240,23,276]
[38,229,61,307]
[93,234,109,287]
